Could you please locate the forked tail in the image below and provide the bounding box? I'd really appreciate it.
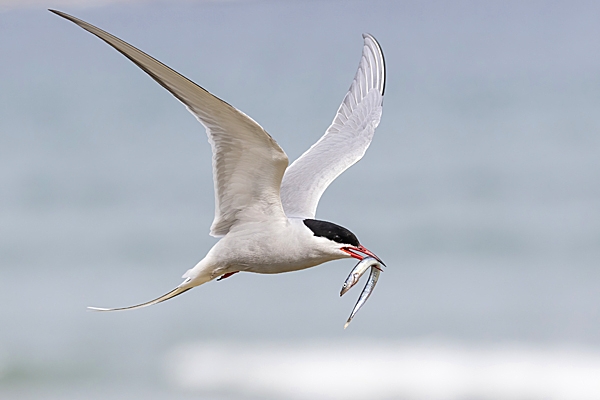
[88,278,193,312]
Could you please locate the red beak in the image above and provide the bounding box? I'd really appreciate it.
[341,245,386,267]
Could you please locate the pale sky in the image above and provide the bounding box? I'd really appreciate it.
[0,0,232,12]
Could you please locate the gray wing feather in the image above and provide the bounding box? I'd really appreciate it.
[280,34,385,219]
[51,10,289,236]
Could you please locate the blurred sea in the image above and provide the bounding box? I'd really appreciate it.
[1,1,600,399]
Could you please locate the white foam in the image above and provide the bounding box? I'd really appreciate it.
[165,341,600,400]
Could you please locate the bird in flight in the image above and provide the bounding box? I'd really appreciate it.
[51,10,386,312]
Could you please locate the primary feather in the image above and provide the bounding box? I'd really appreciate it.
[49,10,289,237]
[280,34,385,219]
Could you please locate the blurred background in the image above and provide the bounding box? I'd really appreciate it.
[1,0,600,398]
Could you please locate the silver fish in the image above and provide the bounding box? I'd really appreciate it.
[340,256,381,296]
[344,265,381,329]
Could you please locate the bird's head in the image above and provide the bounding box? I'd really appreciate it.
[303,219,385,265]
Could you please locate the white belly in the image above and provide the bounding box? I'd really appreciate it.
[207,219,347,275]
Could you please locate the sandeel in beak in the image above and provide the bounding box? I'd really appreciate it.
[340,256,383,328]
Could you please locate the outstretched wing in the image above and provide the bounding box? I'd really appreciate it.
[51,10,289,237]
[280,34,385,219]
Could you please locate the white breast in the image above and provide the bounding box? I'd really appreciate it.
[207,218,347,274]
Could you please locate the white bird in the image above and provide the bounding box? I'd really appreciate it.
[51,10,386,311]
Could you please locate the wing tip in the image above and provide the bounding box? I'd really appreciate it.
[361,32,386,96]
[49,9,86,29]
[48,9,69,19]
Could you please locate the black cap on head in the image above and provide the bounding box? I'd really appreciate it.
[303,219,360,247]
